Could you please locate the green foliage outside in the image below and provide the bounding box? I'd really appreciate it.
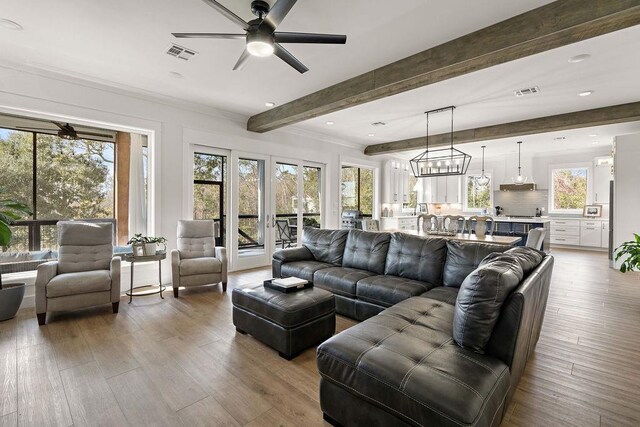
[0,128,114,251]
[552,168,587,210]
[466,176,491,209]
[341,166,373,215]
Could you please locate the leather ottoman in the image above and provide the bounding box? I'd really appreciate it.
[232,284,336,359]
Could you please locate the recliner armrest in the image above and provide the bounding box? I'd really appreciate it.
[35,261,58,314]
[110,256,121,302]
[273,246,314,263]
[215,246,227,283]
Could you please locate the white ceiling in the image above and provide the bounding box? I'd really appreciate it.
[0,0,552,115]
[1,0,638,158]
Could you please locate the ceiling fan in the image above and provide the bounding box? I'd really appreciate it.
[16,122,113,140]
[172,0,347,73]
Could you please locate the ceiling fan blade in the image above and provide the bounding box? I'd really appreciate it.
[51,121,66,130]
[15,126,59,131]
[274,32,347,44]
[273,43,308,74]
[232,48,251,71]
[172,33,245,39]
[261,0,297,30]
[200,0,249,30]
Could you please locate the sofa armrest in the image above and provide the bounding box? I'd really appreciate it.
[170,249,181,289]
[110,256,121,303]
[215,246,227,283]
[273,246,313,262]
[35,261,58,314]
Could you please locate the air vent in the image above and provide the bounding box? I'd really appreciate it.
[166,44,198,61]
[514,86,540,97]
[371,121,386,126]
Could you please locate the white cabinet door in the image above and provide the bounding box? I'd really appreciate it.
[402,170,410,203]
[446,176,461,204]
[580,224,602,247]
[593,161,612,204]
[436,177,447,203]
[601,221,610,248]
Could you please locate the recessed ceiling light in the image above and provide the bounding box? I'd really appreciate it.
[592,141,600,145]
[368,133,375,137]
[168,71,183,78]
[326,121,334,125]
[265,102,276,108]
[0,19,22,30]
[568,54,591,63]
[588,133,598,137]
[578,90,594,97]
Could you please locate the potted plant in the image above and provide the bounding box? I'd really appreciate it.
[614,234,640,273]
[0,189,32,321]
[127,234,167,256]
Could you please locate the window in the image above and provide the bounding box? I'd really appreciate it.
[303,166,322,228]
[193,152,226,245]
[407,173,418,208]
[0,126,116,251]
[341,166,374,217]
[464,174,492,212]
[550,165,589,213]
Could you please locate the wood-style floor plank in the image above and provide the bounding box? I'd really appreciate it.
[59,361,128,426]
[5,249,640,426]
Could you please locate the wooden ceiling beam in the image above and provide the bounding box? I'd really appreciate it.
[364,102,640,155]
[247,0,640,133]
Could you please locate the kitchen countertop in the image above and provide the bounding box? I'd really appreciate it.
[383,215,550,223]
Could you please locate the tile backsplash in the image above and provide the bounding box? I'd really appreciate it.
[494,190,549,216]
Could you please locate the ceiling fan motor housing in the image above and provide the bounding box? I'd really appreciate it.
[251,0,270,18]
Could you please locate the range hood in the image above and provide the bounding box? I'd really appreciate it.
[499,183,537,191]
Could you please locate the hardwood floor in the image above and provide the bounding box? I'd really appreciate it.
[0,248,638,426]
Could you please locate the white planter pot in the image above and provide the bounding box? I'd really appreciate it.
[144,243,157,256]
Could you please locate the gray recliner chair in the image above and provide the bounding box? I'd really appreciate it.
[35,221,120,325]
[171,220,227,297]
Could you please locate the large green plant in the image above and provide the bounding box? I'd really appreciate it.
[0,188,33,289]
[615,234,640,273]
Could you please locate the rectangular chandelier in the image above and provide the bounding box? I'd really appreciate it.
[409,106,472,178]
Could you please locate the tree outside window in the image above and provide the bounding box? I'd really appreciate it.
[341,166,373,217]
[550,166,588,212]
[464,174,492,212]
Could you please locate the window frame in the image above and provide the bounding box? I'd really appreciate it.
[341,165,374,217]
[548,162,592,214]
[463,171,493,213]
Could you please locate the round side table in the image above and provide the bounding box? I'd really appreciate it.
[123,251,167,304]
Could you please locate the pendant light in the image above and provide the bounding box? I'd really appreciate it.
[409,106,472,178]
[475,145,490,188]
[512,141,528,185]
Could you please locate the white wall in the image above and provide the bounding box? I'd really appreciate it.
[0,61,380,305]
[613,133,640,269]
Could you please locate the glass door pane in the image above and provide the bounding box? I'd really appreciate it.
[303,165,322,229]
[238,158,266,258]
[193,152,226,245]
[274,162,298,251]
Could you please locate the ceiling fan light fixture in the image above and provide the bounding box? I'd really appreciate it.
[58,130,77,140]
[246,31,274,57]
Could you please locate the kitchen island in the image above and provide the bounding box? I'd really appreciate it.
[397,230,522,246]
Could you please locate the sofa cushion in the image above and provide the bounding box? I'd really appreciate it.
[384,233,447,285]
[232,284,335,328]
[179,257,222,276]
[47,270,111,298]
[314,267,376,298]
[504,246,544,276]
[420,286,459,306]
[281,260,333,283]
[302,228,349,265]
[442,241,506,287]
[453,254,524,353]
[317,296,510,427]
[356,275,436,308]
[342,230,390,275]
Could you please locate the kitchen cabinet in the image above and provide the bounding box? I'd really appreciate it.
[380,216,418,231]
[383,160,411,204]
[580,220,602,247]
[425,176,461,204]
[593,157,613,204]
[601,221,609,249]
[550,219,580,246]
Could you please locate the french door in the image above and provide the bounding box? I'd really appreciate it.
[230,153,324,270]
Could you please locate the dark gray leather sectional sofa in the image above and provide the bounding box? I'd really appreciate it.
[272,228,554,427]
